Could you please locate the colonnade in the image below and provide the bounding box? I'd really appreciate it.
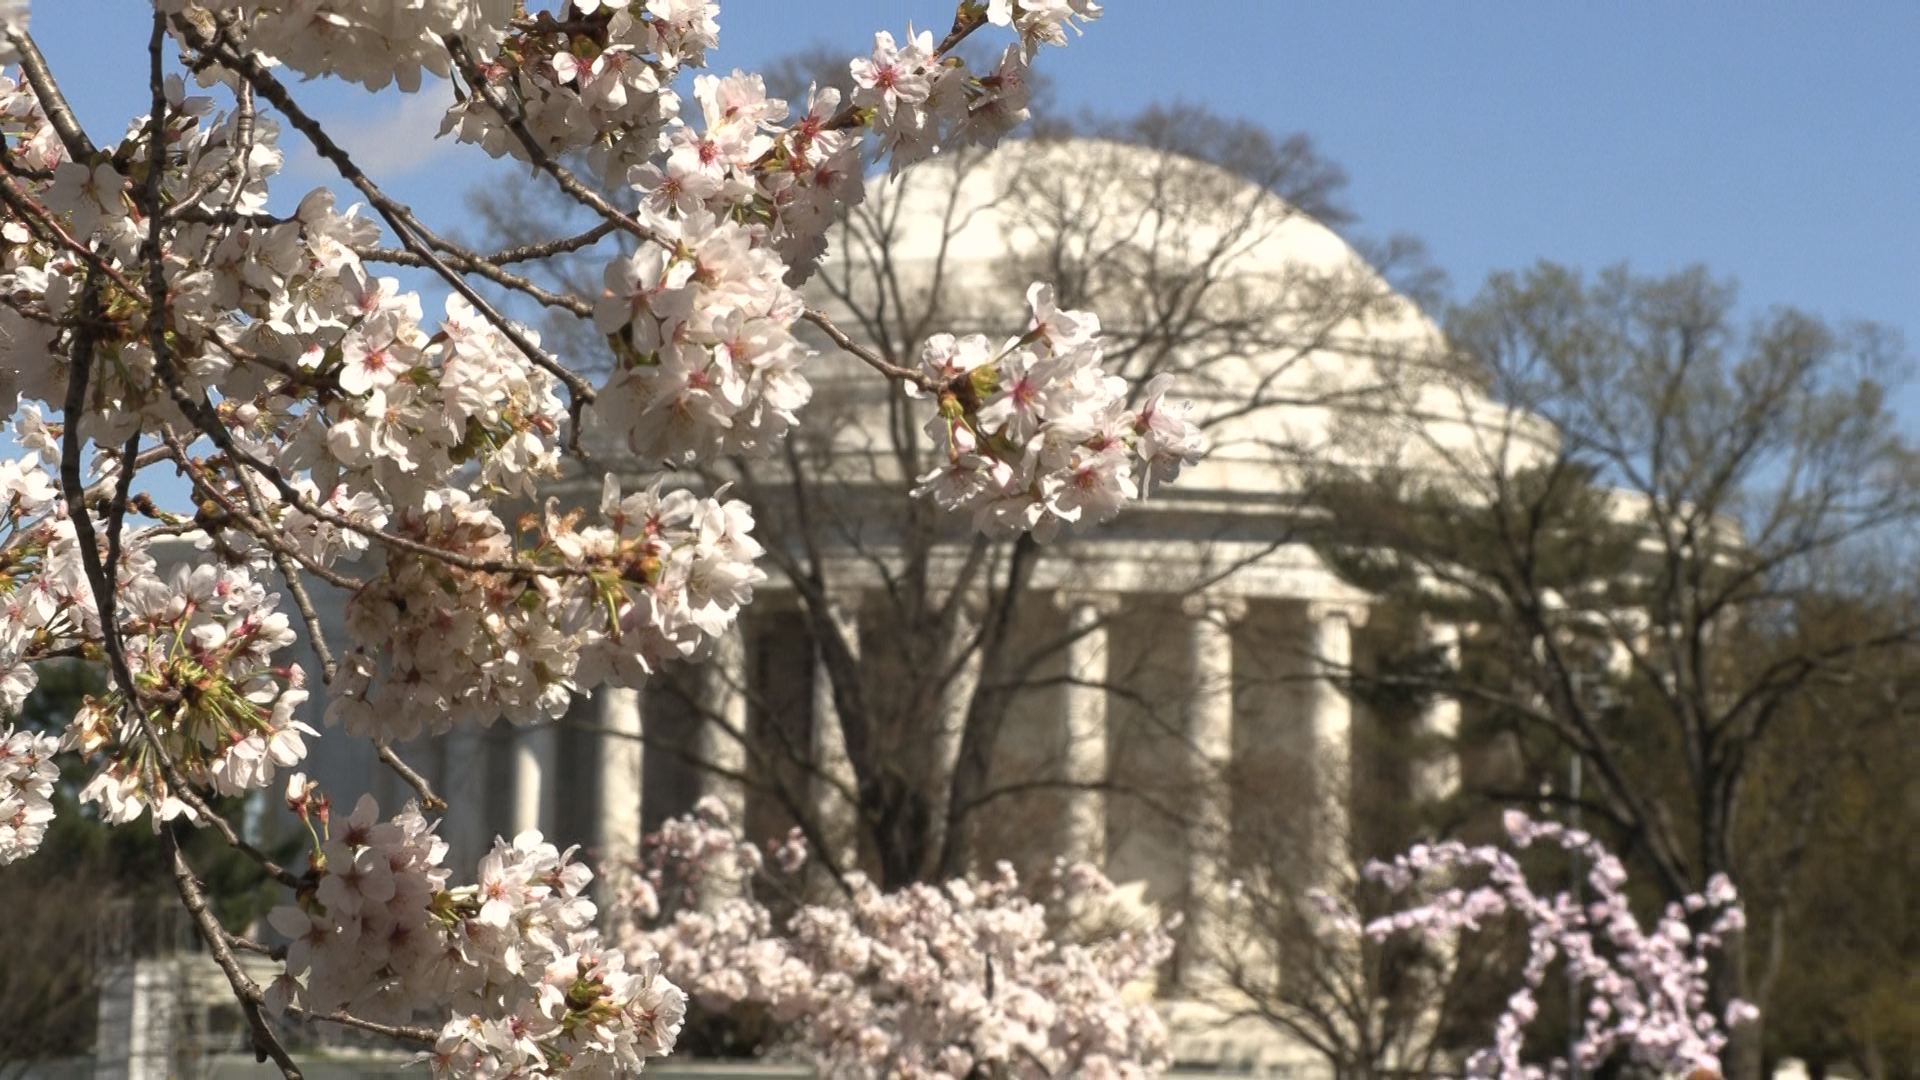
[467,592,1461,938]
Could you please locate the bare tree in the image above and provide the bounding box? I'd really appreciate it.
[1305,262,1920,1080]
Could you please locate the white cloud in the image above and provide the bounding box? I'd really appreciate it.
[284,86,458,182]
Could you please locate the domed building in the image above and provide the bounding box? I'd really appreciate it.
[293,136,1554,1075]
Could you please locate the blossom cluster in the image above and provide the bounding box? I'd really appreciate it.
[267,780,688,1077]
[0,0,1194,1069]
[1356,812,1755,1080]
[0,0,1150,761]
[72,561,314,823]
[0,433,314,826]
[586,206,811,465]
[440,1,717,179]
[0,725,60,865]
[327,476,765,740]
[169,0,516,95]
[0,447,64,719]
[444,1,1090,260]
[2,74,284,436]
[618,800,1174,1079]
[910,285,1205,541]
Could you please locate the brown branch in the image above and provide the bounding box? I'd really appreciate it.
[4,29,95,160]
[225,463,344,687]
[169,205,284,227]
[377,743,446,811]
[803,307,938,389]
[351,242,594,318]
[161,826,304,1077]
[0,138,51,181]
[0,179,145,296]
[194,81,259,266]
[291,1006,437,1046]
[59,270,140,702]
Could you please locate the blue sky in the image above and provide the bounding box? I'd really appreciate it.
[23,2,1920,418]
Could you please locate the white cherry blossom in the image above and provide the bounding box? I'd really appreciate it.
[619,804,1173,1078]
[0,726,60,865]
[0,4,1202,1070]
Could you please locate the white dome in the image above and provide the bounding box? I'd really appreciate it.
[805,137,1555,505]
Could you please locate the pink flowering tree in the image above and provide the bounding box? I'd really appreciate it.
[0,0,1209,1073]
[1342,811,1757,1080]
[613,797,1177,1078]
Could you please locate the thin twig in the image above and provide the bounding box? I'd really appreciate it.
[160,435,364,592]
[80,444,174,505]
[355,219,615,268]
[194,81,258,266]
[102,434,141,589]
[0,178,146,296]
[352,242,594,318]
[0,138,51,181]
[0,291,66,326]
[171,781,304,890]
[162,825,305,1077]
[377,743,446,811]
[225,461,348,673]
[228,935,287,960]
[291,1006,437,1046]
[803,307,938,389]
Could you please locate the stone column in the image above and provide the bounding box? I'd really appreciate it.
[1415,621,1462,804]
[1056,591,1121,867]
[512,722,557,838]
[1410,621,1463,1053]
[811,594,863,871]
[1306,602,1365,880]
[700,626,751,830]
[94,958,179,1080]
[441,725,490,869]
[697,626,751,908]
[596,685,645,917]
[1182,592,1246,981]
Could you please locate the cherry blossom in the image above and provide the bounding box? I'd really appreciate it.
[266,782,687,1077]
[69,560,314,822]
[0,2,1203,1070]
[987,0,1104,56]
[0,3,25,66]
[169,0,516,95]
[0,726,60,865]
[617,802,1174,1079]
[1354,812,1756,1080]
[910,284,1205,541]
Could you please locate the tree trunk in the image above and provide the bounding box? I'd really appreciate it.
[1712,923,1761,1080]
[936,536,1039,881]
